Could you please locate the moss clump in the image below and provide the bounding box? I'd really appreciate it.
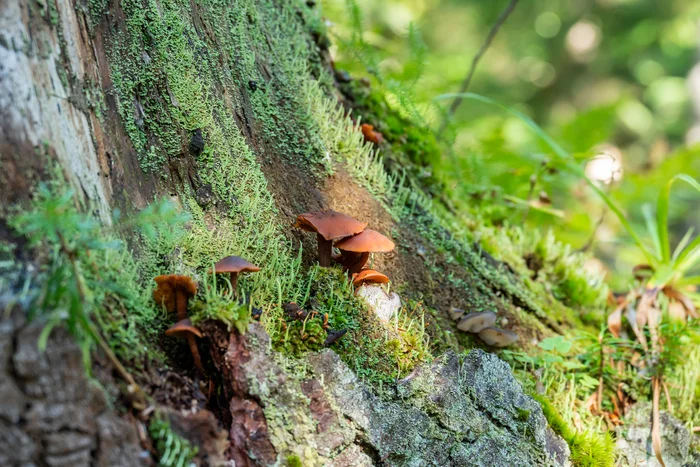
[337,79,443,194]
[274,317,327,357]
[305,267,431,388]
[531,393,615,467]
[190,295,251,335]
[286,454,303,467]
[149,415,198,466]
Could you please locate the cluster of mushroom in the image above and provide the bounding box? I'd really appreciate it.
[295,210,398,318]
[294,210,394,274]
[449,307,519,347]
[153,255,261,375]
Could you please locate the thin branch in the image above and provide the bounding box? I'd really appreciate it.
[438,0,520,136]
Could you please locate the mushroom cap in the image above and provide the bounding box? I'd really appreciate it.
[165,319,203,338]
[449,307,465,321]
[352,269,390,287]
[456,311,497,333]
[478,327,519,347]
[335,229,395,253]
[214,255,261,274]
[294,210,367,241]
[153,275,198,313]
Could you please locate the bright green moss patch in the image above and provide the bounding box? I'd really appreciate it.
[531,393,615,467]
[274,317,327,357]
[190,275,252,335]
[305,268,431,387]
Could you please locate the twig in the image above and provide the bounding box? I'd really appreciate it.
[438,0,520,136]
[578,207,608,253]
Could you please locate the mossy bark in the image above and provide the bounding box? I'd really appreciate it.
[0,0,583,464]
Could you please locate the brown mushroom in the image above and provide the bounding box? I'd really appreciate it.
[456,311,497,333]
[352,269,389,288]
[478,327,519,347]
[166,319,204,374]
[294,210,367,267]
[335,229,395,274]
[153,275,198,321]
[214,255,260,294]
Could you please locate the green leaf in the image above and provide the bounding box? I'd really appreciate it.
[657,174,700,263]
[642,204,662,260]
[538,335,573,354]
[672,228,694,263]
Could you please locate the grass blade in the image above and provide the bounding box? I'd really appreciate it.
[657,174,700,263]
[434,92,657,264]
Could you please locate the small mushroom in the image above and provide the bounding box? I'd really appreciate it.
[165,319,205,374]
[456,311,497,333]
[214,255,261,295]
[352,269,389,288]
[478,327,519,347]
[335,229,395,274]
[294,211,367,267]
[360,123,384,144]
[449,307,465,321]
[153,275,198,321]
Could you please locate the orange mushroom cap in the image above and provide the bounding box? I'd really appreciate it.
[294,210,367,241]
[153,275,198,313]
[352,269,389,287]
[335,229,395,253]
[214,256,261,274]
[165,319,203,338]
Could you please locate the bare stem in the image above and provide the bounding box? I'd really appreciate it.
[317,234,333,267]
[230,272,239,296]
[187,335,205,375]
[438,0,520,136]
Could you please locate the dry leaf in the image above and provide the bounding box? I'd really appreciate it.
[607,302,624,338]
[652,377,666,467]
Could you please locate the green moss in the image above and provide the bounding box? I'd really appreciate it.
[274,317,327,357]
[306,268,431,388]
[531,393,615,467]
[7,179,182,366]
[286,454,303,467]
[189,276,251,335]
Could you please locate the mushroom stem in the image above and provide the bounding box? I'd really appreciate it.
[175,289,188,321]
[347,252,370,274]
[317,233,333,267]
[230,272,239,295]
[187,335,205,375]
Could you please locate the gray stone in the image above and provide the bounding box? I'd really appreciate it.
[355,284,401,321]
[616,401,700,467]
[309,349,570,467]
[326,443,374,467]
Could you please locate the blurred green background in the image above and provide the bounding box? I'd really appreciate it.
[321,0,700,290]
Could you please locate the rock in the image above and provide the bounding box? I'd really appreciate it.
[616,401,700,467]
[308,349,570,467]
[166,409,229,465]
[203,322,356,466]
[355,284,401,321]
[326,444,374,467]
[0,311,142,467]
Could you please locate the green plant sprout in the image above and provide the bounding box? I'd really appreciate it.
[11,183,188,406]
[149,415,198,467]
